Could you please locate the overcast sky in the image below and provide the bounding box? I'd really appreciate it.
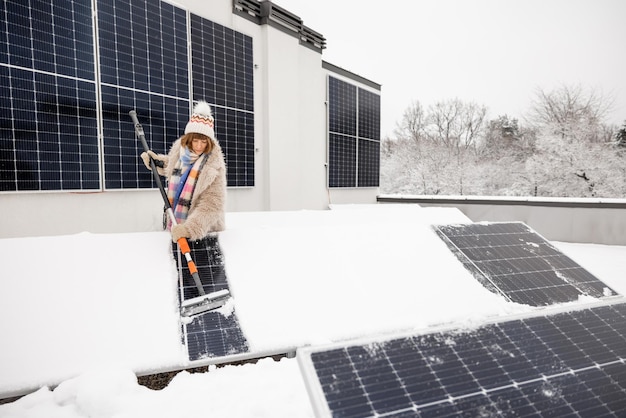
[275,0,626,137]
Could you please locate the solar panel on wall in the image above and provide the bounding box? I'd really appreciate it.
[299,301,626,417]
[97,0,190,190]
[327,76,380,188]
[2,0,255,193]
[328,133,357,188]
[357,139,380,188]
[328,77,357,137]
[357,88,380,141]
[0,0,100,192]
[356,88,380,187]
[190,14,255,187]
[435,222,617,306]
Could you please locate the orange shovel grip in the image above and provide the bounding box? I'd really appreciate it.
[177,237,191,253]
[177,237,198,275]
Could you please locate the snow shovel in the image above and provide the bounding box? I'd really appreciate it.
[129,110,231,317]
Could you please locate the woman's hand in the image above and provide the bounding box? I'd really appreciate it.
[140,150,167,170]
[171,224,190,242]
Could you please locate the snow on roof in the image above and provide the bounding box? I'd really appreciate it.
[1,204,623,402]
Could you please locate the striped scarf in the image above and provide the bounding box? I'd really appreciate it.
[167,148,209,226]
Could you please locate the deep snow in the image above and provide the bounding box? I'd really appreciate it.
[1,204,626,417]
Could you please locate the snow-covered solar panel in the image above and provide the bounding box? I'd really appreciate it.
[298,300,626,417]
[434,222,617,306]
[174,236,248,361]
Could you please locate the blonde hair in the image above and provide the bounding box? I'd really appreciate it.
[180,132,214,154]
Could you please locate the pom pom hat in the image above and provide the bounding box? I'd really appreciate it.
[185,101,215,140]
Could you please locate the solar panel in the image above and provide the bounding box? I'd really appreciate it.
[97,0,190,190]
[173,236,248,361]
[299,301,626,417]
[328,133,357,188]
[356,86,381,187]
[0,0,100,192]
[190,14,255,187]
[357,88,380,141]
[101,87,189,189]
[435,222,617,306]
[327,76,380,188]
[357,139,380,188]
[2,0,256,193]
[328,77,357,137]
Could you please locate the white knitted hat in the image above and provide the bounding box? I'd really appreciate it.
[185,101,215,140]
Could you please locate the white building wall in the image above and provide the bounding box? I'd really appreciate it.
[378,196,626,246]
[263,27,328,210]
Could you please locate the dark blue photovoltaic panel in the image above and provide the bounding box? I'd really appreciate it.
[328,77,357,136]
[357,88,380,141]
[173,236,248,360]
[0,0,99,192]
[328,76,380,188]
[97,0,188,96]
[101,86,188,189]
[301,302,626,417]
[97,0,190,190]
[435,222,618,306]
[0,68,99,192]
[2,0,94,80]
[212,106,255,188]
[186,311,249,360]
[328,133,356,188]
[191,15,254,112]
[3,0,255,192]
[357,139,380,187]
[190,14,255,187]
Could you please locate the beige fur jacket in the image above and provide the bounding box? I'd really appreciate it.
[156,138,226,239]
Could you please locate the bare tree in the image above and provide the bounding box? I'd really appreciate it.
[426,99,487,152]
[526,84,614,142]
[393,100,426,144]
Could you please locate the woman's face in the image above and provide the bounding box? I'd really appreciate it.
[191,136,209,154]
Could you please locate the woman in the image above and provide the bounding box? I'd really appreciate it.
[141,101,228,301]
[142,101,226,241]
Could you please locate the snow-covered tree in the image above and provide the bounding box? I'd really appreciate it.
[521,85,622,197]
[425,99,487,151]
[524,125,626,197]
[381,89,625,198]
[480,115,534,159]
[382,99,490,195]
[526,84,613,143]
[615,121,626,148]
[393,101,427,144]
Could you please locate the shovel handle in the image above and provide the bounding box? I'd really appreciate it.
[177,237,204,295]
[178,237,198,276]
[130,110,170,206]
[130,110,205,297]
